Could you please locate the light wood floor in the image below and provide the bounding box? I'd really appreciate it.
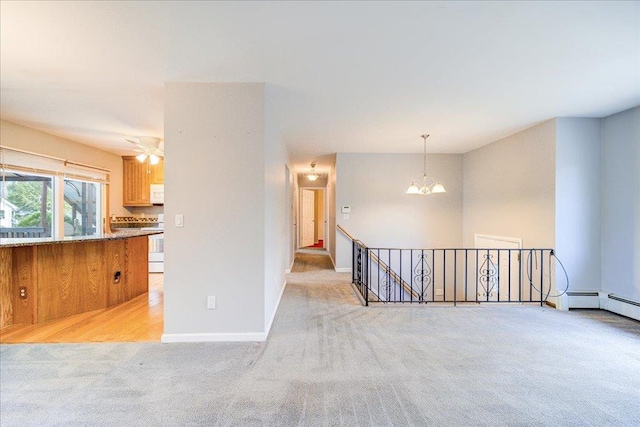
[0,274,164,344]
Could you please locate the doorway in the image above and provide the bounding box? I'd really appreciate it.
[299,188,326,250]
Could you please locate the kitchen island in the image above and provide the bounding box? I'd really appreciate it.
[0,230,162,329]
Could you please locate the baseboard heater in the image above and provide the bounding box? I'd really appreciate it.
[567,291,599,297]
[608,294,640,308]
[567,291,600,309]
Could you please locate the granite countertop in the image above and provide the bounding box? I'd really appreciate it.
[0,229,164,248]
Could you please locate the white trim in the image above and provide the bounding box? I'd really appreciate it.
[474,233,522,248]
[328,251,337,270]
[567,292,600,309]
[285,258,295,273]
[599,292,640,321]
[264,280,287,339]
[161,332,267,343]
[335,267,351,273]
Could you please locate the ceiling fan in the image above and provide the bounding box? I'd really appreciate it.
[125,136,164,165]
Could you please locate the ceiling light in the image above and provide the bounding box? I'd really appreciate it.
[306,163,319,181]
[406,134,446,195]
[126,136,164,164]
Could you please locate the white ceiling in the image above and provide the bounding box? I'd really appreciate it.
[1,1,638,172]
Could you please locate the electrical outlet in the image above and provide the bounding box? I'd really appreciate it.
[207,296,216,309]
[435,289,444,296]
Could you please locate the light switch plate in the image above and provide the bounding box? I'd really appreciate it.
[207,296,216,309]
[175,214,184,227]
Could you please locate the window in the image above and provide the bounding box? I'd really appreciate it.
[63,179,100,236]
[1,172,54,238]
[1,146,110,239]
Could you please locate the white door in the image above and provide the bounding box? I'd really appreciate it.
[301,189,315,247]
[475,234,522,301]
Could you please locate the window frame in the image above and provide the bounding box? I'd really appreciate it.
[1,146,110,239]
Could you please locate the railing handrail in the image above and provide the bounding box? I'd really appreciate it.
[340,225,420,300]
[367,246,554,252]
[343,225,559,306]
[337,224,356,241]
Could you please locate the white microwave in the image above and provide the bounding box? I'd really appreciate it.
[150,184,164,204]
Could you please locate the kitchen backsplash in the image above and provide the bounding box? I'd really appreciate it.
[110,216,161,229]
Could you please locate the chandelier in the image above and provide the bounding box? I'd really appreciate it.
[406,134,446,195]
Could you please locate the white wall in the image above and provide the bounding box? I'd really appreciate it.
[555,118,602,308]
[602,107,640,302]
[163,83,267,340]
[555,118,602,291]
[335,153,463,271]
[463,120,556,248]
[263,91,288,333]
[0,119,127,216]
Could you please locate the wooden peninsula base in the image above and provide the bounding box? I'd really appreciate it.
[0,232,154,329]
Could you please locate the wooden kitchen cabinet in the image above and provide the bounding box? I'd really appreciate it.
[150,158,164,184]
[0,235,150,328]
[122,156,151,206]
[122,156,164,206]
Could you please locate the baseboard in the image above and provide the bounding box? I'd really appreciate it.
[599,292,640,321]
[264,280,287,339]
[567,291,600,309]
[285,258,295,273]
[327,251,337,270]
[335,267,352,273]
[161,332,267,343]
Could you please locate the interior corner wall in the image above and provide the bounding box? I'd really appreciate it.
[335,153,463,271]
[328,158,337,267]
[0,119,127,216]
[163,83,266,341]
[555,118,602,297]
[285,164,295,272]
[463,120,556,248]
[263,91,288,332]
[602,106,640,302]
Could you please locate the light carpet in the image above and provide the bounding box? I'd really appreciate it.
[1,252,640,426]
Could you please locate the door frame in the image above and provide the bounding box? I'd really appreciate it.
[298,186,328,250]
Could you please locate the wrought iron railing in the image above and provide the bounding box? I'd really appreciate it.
[351,240,555,306]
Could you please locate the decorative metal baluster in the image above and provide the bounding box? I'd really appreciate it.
[413,251,432,302]
[478,252,499,299]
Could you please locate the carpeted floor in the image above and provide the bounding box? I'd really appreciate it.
[1,251,639,426]
[291,249,334,272]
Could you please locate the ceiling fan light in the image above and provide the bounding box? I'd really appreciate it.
[431,182,446,193]
[136,153,147,163]
[149,154,160,165]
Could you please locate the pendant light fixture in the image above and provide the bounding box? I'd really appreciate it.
[306,163,319,181]
[406,134,446,195]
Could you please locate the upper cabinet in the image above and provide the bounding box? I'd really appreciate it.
[122,157,164,206]
[150,158,164,184]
